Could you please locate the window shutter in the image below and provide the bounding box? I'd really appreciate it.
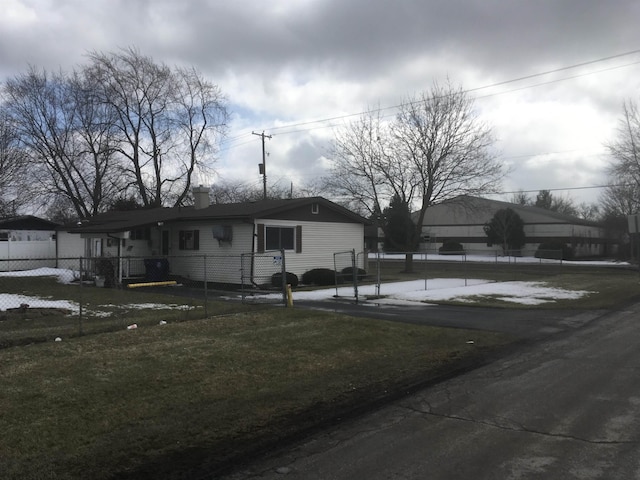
[257,224,265,253]
[296,225,302,253]
[194,230,200,250]
[179,231,185,250]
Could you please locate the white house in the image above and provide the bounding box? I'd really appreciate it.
[65,189,369,285]
[416,196,612,257]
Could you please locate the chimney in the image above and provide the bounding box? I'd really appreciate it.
[193,186,211,209]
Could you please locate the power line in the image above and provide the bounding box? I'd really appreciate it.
[249,48,640,137]
[498,184,614,195]
[467,49,640,94]
[269,59,640,138]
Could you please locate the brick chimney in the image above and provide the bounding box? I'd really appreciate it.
[193,186,211,209]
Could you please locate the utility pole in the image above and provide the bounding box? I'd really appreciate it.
[252,131,272,200]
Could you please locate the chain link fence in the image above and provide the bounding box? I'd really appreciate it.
[0,253,292,348]
[365,249,569,298]
[240,249,288,304]
[0,248,592,347]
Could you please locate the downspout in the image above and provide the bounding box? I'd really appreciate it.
[107,233,123,285]
[54,229,59,269]
[251,221,258,287]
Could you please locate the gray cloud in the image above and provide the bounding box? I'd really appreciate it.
[2,0,639,204]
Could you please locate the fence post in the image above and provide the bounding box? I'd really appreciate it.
[351,249,359,304]
[376,251,381,297]
[464,253,468,286]
[423,252,428,290]
[78,256,84,336]
[204,255,208,318]
[280,249,287,305]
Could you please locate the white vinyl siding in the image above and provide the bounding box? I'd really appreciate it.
[255,219,365,277]
[167,222,254,284]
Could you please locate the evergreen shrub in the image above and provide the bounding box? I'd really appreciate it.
[302,268,340,286]
[439,241,465,255]
[271,272,299,288]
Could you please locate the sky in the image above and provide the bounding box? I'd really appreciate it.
[2,0,640,206]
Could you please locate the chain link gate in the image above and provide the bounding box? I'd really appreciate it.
[333,249,360,303]
[240,249,288,304]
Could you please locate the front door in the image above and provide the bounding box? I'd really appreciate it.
[161,230,169,256]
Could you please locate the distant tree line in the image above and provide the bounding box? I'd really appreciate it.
[0,47,229,222]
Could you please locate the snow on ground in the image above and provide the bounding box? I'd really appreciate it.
[0,268,80,312]
[0,256,612,311]
[0,268,195,314]
[284,279,592,306]
[0,267,77,284]
[373,253,629,267]
[0,294,80,313]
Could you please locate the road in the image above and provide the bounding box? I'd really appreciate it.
[222,302,640,479]
[298,298,605,341]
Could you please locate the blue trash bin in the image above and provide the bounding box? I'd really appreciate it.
[143,258,170,281]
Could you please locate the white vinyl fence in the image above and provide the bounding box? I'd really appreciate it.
[0,240,57,271]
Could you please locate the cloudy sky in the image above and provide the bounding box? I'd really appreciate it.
[2,0,640,205]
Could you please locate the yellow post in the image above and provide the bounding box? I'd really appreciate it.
[286,283,294,307]
[127,280,177,289]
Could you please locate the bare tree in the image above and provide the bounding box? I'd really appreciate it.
[88,48,228,208]
[87,49,174,207]
[325,107,402,220]
[326,81,503,269]
[603,99,640,222]
[170,67,229,206]
[607,100,640,187]
[600,178,640,217]
[3,67,115,218]
[1,48,229,217]
[393,83,502,235]
[575,202,600,222]
[549,194,578,217]
[510,190,531,206]
[0,111,25,215]
[212,179,295,203]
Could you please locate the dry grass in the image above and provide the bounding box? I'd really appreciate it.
[0,276,250,347]
[370,260,640,308]
[0,308,512,479]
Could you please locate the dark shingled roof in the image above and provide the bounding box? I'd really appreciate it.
[67,197,370,234]
[0,215,60,231]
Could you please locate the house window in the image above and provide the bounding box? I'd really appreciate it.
[311,203,319,214]
[130,228,151,240]
[257,224,301,253]
[265,226,295,251]
[0,232,8,242]
[178,230,200,250]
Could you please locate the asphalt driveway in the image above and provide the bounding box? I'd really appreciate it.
[296,298,608,341]
[223,301,640,479]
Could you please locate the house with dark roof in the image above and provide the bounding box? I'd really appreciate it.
[0,216,60,270]
[59,188,370,285]
[416,196,612,257]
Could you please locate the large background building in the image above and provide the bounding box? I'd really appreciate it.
[416,196,615,258]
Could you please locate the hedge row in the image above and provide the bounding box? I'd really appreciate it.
[271,267,367,288]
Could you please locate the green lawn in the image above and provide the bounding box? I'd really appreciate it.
[369,260,640,308]
[0,262,638,478]
[0,308,512,479]
[0,276,250,347]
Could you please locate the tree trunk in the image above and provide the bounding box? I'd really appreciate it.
[403,252,414,273]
